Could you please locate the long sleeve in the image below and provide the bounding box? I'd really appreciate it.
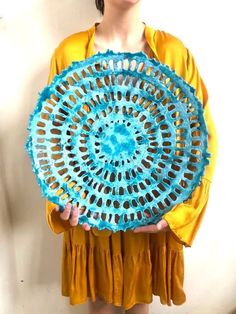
[45,50,72,234]
[162,48,218,247]
[46,198,72,234]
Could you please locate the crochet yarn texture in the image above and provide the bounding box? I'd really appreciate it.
[26,50,210,231]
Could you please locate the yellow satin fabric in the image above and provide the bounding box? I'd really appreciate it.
[45,24,218,309]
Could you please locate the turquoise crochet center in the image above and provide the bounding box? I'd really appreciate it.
[26,50,211,232]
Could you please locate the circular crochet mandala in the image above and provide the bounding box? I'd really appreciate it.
[26,50,210,232]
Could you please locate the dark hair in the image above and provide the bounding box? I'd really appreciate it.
[95,0,104,15]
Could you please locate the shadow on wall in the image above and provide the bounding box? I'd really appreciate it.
[0,141,17,314]
[227,309,236,314]
[0,0,99,313]
[23,0,100,283]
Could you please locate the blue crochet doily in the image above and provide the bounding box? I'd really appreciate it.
[26,50,210,232]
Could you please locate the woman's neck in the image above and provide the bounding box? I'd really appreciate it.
[95,1,145,51]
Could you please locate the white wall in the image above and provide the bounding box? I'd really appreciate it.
[0,1,235,313]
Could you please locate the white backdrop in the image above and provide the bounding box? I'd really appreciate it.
[0,0,235,313]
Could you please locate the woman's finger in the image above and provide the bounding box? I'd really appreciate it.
[82,223,91,231]
[79,206,91,231]
[69,206,79,226]
[156,219,170,232]
[133,224,158,233]
[60,202,72,220]
[133,219,170,233]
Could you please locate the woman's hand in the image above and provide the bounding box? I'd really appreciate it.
[133,218,170,234]
[54,202,91,231]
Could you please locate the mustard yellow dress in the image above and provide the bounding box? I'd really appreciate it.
[45,23,218,310]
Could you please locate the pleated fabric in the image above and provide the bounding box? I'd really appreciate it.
[60,226,185,309]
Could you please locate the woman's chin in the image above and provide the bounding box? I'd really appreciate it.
[107,0,141,6]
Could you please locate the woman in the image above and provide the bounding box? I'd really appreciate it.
[46,0,218,313]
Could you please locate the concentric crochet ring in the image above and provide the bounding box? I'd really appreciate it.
[26,50,210,231]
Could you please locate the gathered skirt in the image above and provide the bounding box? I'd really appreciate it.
[60,226,186,310]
